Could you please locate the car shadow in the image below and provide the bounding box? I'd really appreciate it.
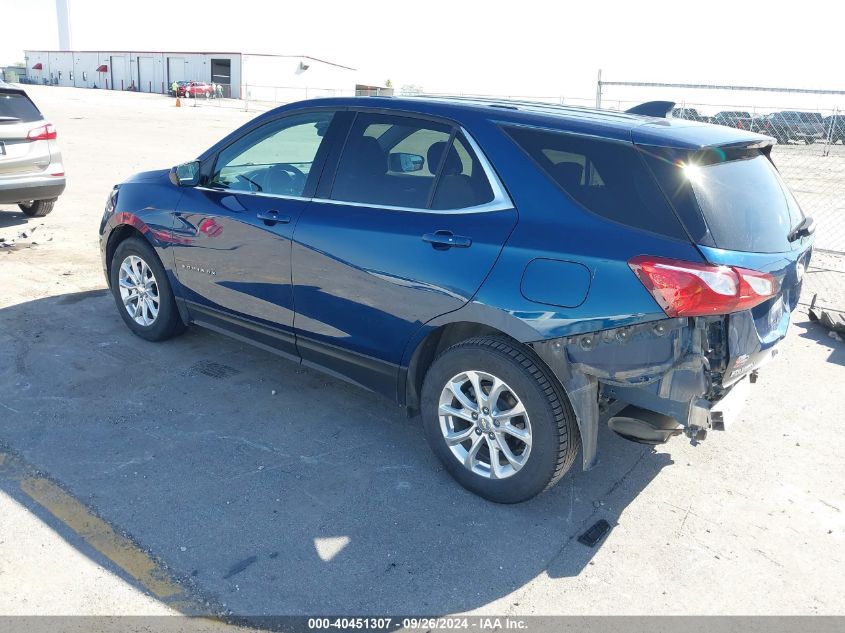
[0,290,674,618]
[0,209,30,231]
[794,316,845,366]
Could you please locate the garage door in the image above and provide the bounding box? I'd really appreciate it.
[137,56,154,93]
[110,56,127,90]
[167,57,185,84]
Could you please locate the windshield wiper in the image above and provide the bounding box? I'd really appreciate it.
[788,216,815,242]
[0,116,21,123]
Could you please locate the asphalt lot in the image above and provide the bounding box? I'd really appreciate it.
[1,85,844,619]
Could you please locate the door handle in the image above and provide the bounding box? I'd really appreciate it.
[256,210,291,225]
[422,231,472,250]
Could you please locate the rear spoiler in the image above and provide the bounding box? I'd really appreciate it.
[0,85,27,97]
[625,101,675,118]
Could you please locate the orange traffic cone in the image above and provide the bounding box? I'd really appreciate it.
[175,97,181,107]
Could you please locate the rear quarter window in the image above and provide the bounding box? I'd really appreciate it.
[502,125,687,239]
[0,92,42,123]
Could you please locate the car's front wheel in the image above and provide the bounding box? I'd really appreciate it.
[19,199,55,217]
[109,237,185,342]
[421,337,580,503]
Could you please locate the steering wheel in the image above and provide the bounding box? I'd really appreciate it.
[266,163,307,195]
[234,173,264,192]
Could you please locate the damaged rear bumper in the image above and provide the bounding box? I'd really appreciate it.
[530,314,782,470]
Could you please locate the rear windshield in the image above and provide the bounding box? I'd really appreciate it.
[0,92,42,123]
[503,125,687,239]
[640,147,804,253]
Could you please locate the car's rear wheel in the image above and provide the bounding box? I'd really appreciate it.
[19,199,55,217]
[109,237,185,342]
[421,337,580,503]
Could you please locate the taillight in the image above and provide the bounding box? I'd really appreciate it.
[27,123,57,141]
[628,256,780,317]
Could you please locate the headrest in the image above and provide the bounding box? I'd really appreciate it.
[427,141,464,176]
[553,162,584,189]
[355,136,386,174]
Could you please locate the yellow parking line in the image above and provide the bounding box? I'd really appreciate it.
[0,451,197,610]
[19,475,183,599]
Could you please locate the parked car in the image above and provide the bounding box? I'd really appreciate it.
[178,81,213,98]
[823,114,845,144]
[755,111,825,144]
[671,107,710,123]
[99,96,813,503]
[712,110,753,130]
[169,80,191,97]
[0,82,65,216]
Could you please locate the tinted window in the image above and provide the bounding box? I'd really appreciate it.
[332,113,450,208]
[331,113,495,210]
[430,134,495,210]
[504,125,686,239]
[641,147,804,253]
[0,92,42,123]
[210,112,334,197]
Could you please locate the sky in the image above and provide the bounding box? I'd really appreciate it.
[3,0,844,112]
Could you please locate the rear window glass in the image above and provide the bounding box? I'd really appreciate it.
[503,125,686,239]
[0,92,42,123]
[640,147,804,253]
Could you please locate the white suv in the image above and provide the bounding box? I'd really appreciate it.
[0,83,65,217]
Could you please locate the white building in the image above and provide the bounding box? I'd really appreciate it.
[22,50,386,101]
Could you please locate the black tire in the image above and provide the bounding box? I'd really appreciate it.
[19,199,55,217]
[421,336,580,503]
[109,237,185,342]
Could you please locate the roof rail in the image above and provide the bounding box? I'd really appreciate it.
[407,94,601,114]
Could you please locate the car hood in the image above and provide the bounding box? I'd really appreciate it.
[123,168,171,184]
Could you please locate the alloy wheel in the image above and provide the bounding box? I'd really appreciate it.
[438,370,532,479]
[118,255,160,326]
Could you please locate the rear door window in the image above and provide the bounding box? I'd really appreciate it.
[641,147,804,253]
[0,92,42,123]
[330,112,495,210]
[503,125,687,239]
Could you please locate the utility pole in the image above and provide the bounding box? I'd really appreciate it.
[56,0,73,50]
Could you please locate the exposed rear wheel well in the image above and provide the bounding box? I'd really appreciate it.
[405,322,520,414]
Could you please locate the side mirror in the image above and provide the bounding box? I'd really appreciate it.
[388,152,424,173]
[170,161,200,187]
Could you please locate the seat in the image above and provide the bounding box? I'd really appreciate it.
[551,162,584,192]
[427,141,478,209]
[333,136,389,203]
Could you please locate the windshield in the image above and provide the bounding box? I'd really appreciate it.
[641,147,805,253]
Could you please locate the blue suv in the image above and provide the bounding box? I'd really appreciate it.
[99,97,814,503]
